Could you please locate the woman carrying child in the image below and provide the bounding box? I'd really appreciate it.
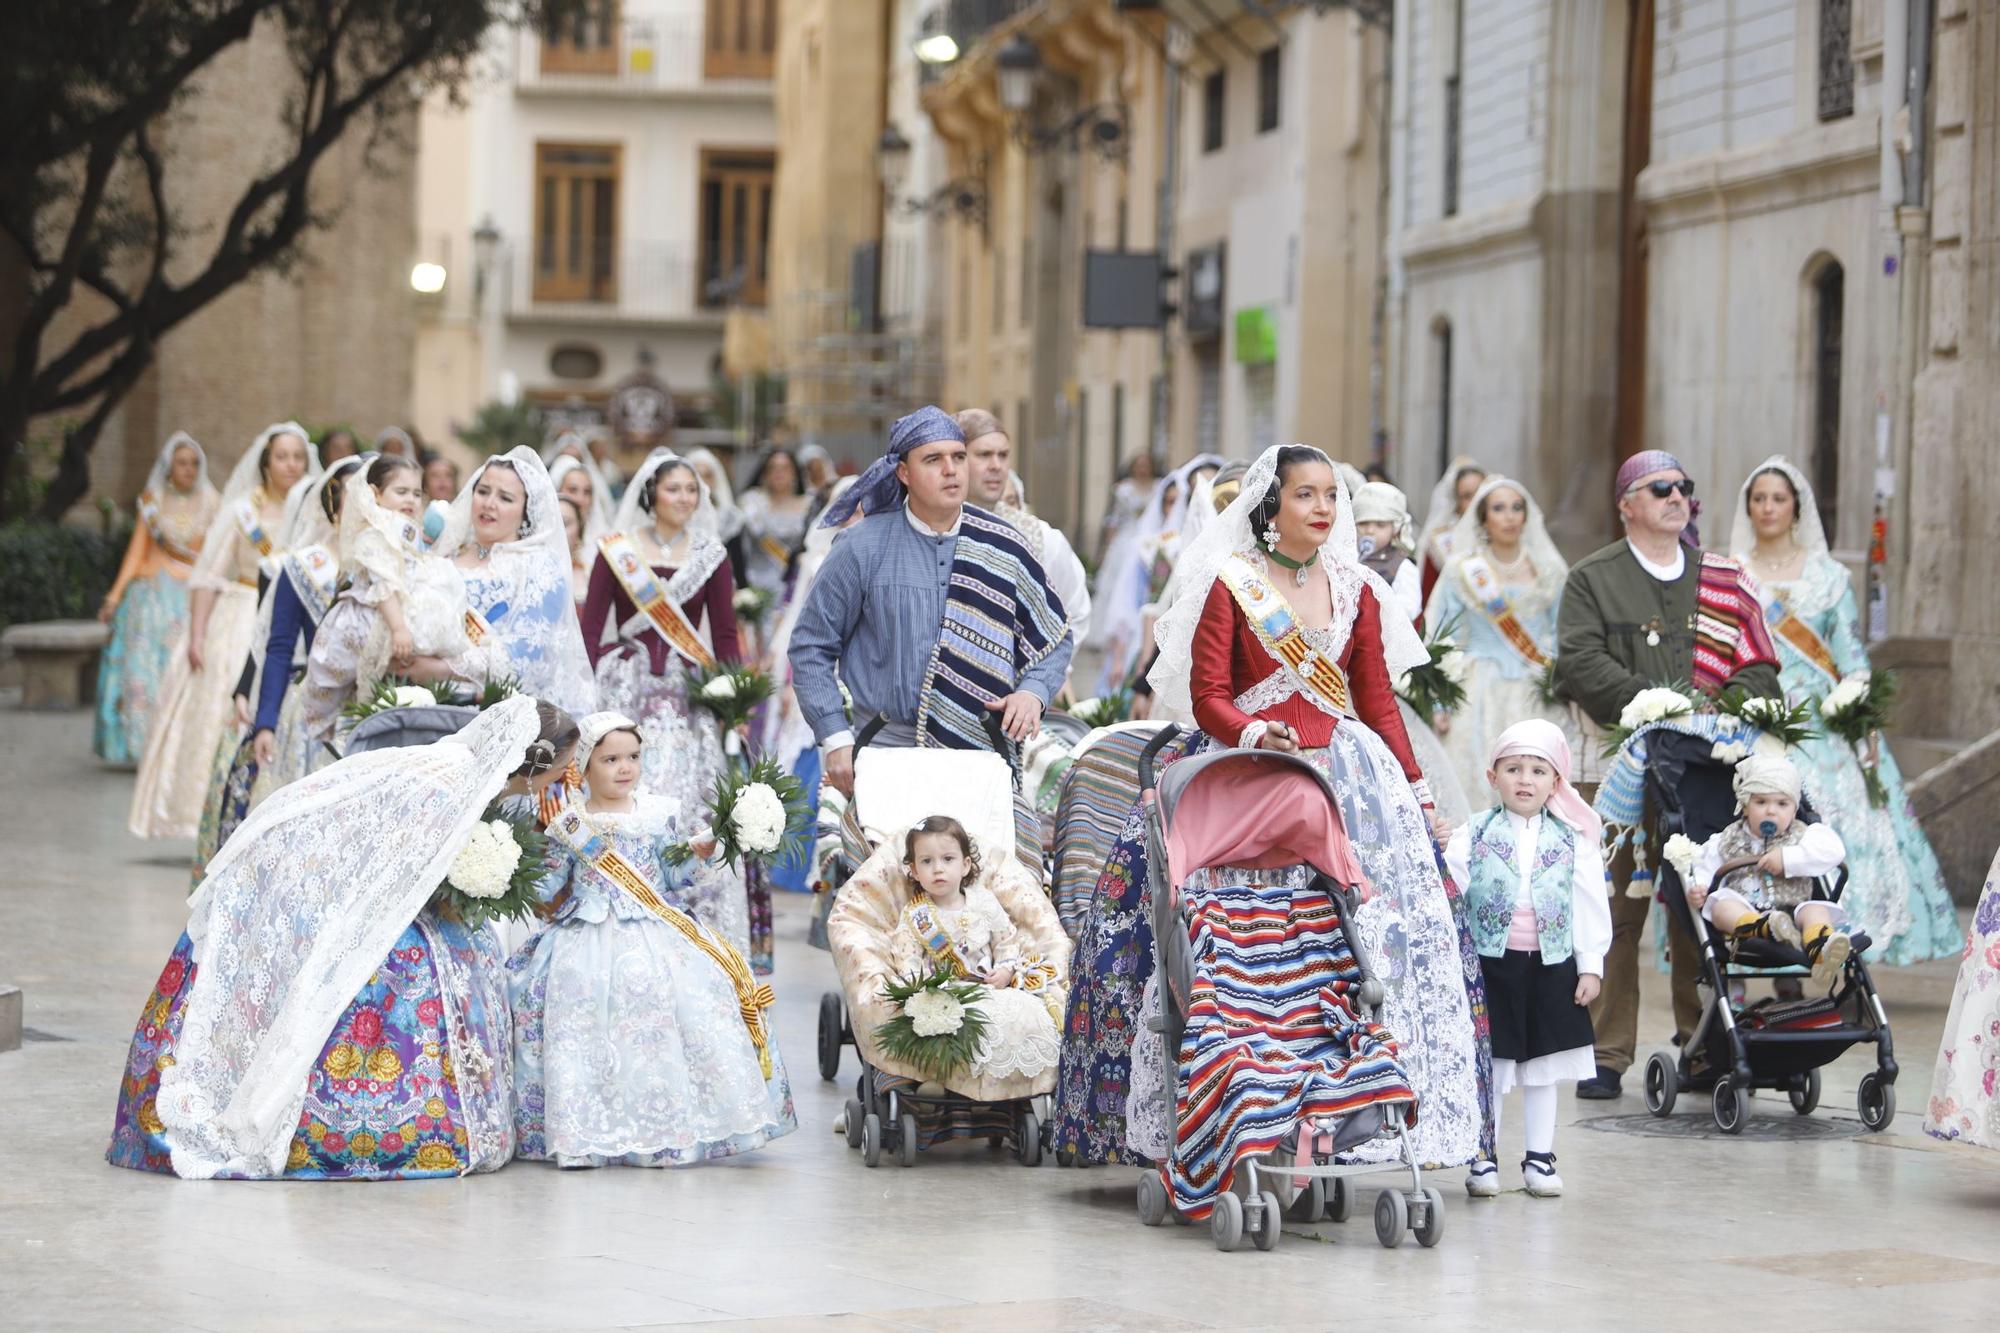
[1443,719,1610,1199]
[510,712,796,1167]
[892,816,1062,1081]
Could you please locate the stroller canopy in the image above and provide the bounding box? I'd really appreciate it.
[1160,749,1364,890]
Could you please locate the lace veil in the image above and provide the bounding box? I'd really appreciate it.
[435,447,598,717]
[682,446,745,541]
[246,459,366,689]
[611,448,728,596]
[1148,444,1429,719]
[155,695,541,1178]
[190,421,321,591]
[142,430,217,503]
[1415,453,1484,565]
[1727,453,1831,567]
[1443,474,1569,608]
[544,435,617,545]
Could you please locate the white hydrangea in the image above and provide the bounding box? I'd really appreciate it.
[1821,676,1869,717]
[1618,686,1695,731]
[701,674,739,701]
[1438,646,1469,685]
[733,588,761,612]
[391,685,437,709]
[449,820,521,899]
[905,986,965,1037]
[1662,833,1700,882]
[1737,696,1786,725]
[729,781,789,855]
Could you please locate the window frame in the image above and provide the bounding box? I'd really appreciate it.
[541,0,619,76]
[1256,46,1281,134]
[705,0,777,80]
[532,140,622,304]
[697,147,775,309]
[1202,69,1226,154]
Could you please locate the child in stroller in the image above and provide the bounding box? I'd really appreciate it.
[1685,751,1855,988]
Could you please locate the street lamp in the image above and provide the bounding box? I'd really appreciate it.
[912,9,958,65]
[877,123,912,199]
[876,122,987,228]
[992,36,1127,161]
[409,261,447,295]
[996,35,1038,113]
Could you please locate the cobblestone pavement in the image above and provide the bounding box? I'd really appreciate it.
[3,709,1995,1331]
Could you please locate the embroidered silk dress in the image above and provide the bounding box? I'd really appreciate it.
[1426,557,1577,797]
[580,537,757,965]
[96,483,218,764]
[887,888,1063,1082]
[508,794,796,1167]
[1926,844,2000,1149]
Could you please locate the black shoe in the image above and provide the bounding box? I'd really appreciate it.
[1575,1066,1623,1100]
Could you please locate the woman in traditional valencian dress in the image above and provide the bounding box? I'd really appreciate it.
[1415,455,1486,614]
[580,449,753,962]
[1729,456,1959,964]
[735,447,813,604]
[1424,475,1578,799]
[1054,444,1487,1171]
[511,712,795,1167]
[304,449,598,736]
[109,696,578,1179]
[1927,843,2000,1150]
[684,446,745,547]
[95,433,220,765]
[130,423,316,840]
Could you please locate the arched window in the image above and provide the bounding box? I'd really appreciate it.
[1810,261,1843,543]
[1432,316,1454,474]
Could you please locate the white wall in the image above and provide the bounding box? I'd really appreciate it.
[1650,0,1798,163]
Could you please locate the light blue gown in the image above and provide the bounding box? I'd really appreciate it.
[1424,562,1577,798]
[1754,558,1959,964]
[507,794,796,1167]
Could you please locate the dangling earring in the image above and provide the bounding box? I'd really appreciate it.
[1262,519,1282,550]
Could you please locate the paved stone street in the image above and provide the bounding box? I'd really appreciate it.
[3,709,1996,1332]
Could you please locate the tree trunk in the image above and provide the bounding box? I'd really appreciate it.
[31,336,155,521]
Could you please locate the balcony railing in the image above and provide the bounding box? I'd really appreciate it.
[522,14,770,94]
[505,238,727,325]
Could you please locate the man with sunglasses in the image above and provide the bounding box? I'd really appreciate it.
[1554,449,1781,1099]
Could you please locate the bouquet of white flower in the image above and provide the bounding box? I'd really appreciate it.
[1394,617,1471,720]
[872,966,990,1080]
[1068,688,1133,730]
[1599,684,1697,757]
[731,585,776,628]
[341,673,519,723]
[1662,833,1701,886]
[705,756,811,870]
[1714,686,1817,749]
[685,661,774,747]
[432,808,548,931]
[1818,669,1898,807]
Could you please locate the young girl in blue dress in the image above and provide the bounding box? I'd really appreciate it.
[510,711,796,1167]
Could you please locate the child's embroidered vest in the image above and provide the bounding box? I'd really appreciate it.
[1464,808,1577,963]
[1713,817,1817,911]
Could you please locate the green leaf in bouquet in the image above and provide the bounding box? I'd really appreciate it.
[707,755,813,870]
[871,965,991,1080]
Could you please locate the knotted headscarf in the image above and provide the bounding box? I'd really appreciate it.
[1616,448,1701,548]
[1732,751,1802,809]
[818,405,963,527]
[1488,719,1601,844]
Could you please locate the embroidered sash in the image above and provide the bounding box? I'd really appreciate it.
[1459,556,1551,668]
[138,491,201,564]
[757,533,792,568]
[234,497,274,558]
[1692,553,1779,695]
[914,505,1070,755]
[1766,598,1840,684]
[598,531,717,671]
[546,805,776,1076]
[283,545,340,626]
[1217,553,1354,717]
[463,606,493,647]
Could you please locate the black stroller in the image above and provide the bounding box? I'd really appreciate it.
[1638,731,1897,1133]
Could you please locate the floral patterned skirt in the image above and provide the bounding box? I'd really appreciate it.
[108,912,515,1179]
[1925,850,2000,1149]
[94,571,190,765]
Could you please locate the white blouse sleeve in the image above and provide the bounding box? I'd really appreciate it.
[1782,824,1846,881]
[1570,835,1612,977]
[1442,825,1473,894]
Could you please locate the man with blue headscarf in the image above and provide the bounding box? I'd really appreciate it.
[788,406,1073,801]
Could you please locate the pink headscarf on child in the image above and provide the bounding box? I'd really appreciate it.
[1489,719,1601,845]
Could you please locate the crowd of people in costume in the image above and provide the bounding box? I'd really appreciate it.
[86,408,1997,1190]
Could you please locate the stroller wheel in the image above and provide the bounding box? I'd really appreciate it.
[1788,1068,1822,1115]
[1412,1187,1446,1249]
[896,1113,920,1167]
[1016,1110,1043,1167]
[1372,1187,1408,1249]
[1211,1190,1245,1252]
[816,992,844,1082]
[1644,1050,1679,1118]
[1326,1175,1353,1223]
[1289,1177,1327,1223]
[843,1097,864,1150]
[860,1112,883,1167]
[1251,1191,1283,1251]
[1136,1171,1170,1227]
[1858,1072,1896,1131]
[1711,1076,1750,1134]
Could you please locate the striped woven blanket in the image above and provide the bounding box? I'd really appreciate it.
[1051,724,1183,936]
[1167,878,1417,1219]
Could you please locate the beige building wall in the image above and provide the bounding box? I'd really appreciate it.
[40,18,417,507]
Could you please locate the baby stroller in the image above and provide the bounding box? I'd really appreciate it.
[814,712,1046,1082]
[1638,730,1897,1133]
[341,703,479,755]
[823,753,1071,1168]
[1132,726,1438,1253]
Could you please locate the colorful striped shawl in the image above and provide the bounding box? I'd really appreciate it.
[1692,552,1779,695]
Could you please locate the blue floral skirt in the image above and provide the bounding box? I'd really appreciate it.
[94,573,189,765]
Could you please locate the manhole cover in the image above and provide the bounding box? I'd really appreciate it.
[1579,1112,1866,1142]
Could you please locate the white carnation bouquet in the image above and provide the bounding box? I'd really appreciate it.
[1818,669,1898,807]
[1599,684,1696,757]
[705,756,811,870]
[872,966,990,1080]
[685,661,775,747]
[433,807,548,931]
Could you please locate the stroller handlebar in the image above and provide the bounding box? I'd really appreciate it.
[1138,723,1181,790]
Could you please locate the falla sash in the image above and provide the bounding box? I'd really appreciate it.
[545,804,776,1077]
[757,532,791,569]
[284,545,341,625]
[1217,554,1354,717]
[234,497,274,558]
[598,531,717,671]
[907,898,972,979]
[1765,597,1840,683]
[1458,555,1551,668]
[138,491,201,564]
